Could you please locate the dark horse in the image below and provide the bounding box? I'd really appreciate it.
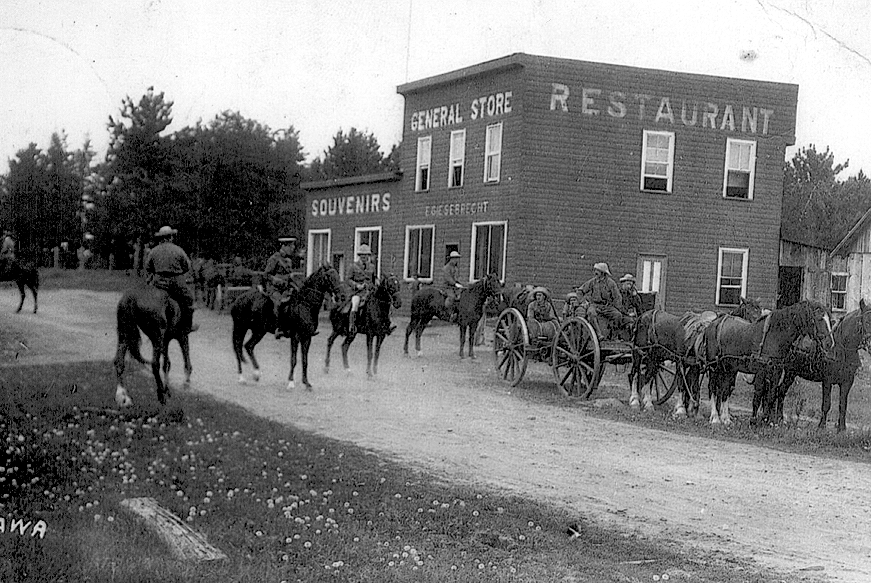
[630,297,764,416]
[113,286,192,407]
[404,272,502,359]
[231,264,341,389]
[752,299,871,431]
[702,299,833,425]
[1,259,39,313]
[324,273,402,378]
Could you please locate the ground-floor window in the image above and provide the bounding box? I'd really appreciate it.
[405,225,434,281]
[716,247,748,306]
[471,221,507,281]
[307,229,331,275]
[355,227,382,278]
[831,273,848,311]
[637,254,667,309]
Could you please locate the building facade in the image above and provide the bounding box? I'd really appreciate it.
[305,53,799,313]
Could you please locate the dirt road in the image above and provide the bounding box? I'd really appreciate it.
[2,289,870,582]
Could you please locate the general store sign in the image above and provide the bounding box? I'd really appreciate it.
[549,83,775,135]
[311,192,391,217]
[409,91,512,132]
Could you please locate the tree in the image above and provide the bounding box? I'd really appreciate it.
[308,128,395,180]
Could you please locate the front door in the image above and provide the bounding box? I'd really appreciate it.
[637,254,667,310]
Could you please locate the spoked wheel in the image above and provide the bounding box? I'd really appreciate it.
[646,359,681,405]
[552,317,601,398]
[493,308,529,386]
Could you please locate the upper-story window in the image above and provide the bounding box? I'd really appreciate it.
[723,138,757,199]
[448,129,466,188]
[416,136,431,192]
[640,130,675,193]
[484,123,502,183]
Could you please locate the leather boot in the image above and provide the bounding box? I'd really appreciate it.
[185,307,199,333]
[348,310,357,334]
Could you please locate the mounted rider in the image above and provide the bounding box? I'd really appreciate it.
[577,262,624,341]
[144,225,199,334]
[441,250,463,322]
[348,244,377,334]
[0,229,16,275]
[262,235,299,339]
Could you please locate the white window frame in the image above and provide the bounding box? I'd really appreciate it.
[404,224,435,281]
[416,136,432,192]
[483,122,502,183]
[470,220,508,282]
[448,129,466,188]
[723,138,757,200]
[831,272,848,312]
[306,229,331,276]
[640,130,675,193]
[716,247,749,306]
[354,226,382,279]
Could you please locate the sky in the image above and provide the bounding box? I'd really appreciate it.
[2,0,871,176]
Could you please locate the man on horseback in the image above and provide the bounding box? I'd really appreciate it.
[0,229,16,275]
[348,244,377,334]
[263,236,299,339]
[441,250,464,322]
[577,262,625,340]
[144,225,199,334]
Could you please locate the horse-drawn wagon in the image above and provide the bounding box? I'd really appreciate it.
[492,288,666,399]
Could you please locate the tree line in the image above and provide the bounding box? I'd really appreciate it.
[0,88,399,267]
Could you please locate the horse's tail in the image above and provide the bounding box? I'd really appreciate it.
[117,292,150,365]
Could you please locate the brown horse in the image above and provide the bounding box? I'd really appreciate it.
[113,286,192,407]
[752,299,871,431]
[702,299,834,425]
[1,259,39,313]
[404,272,502,359]
[325,273,402,378]
[275,264,342,390]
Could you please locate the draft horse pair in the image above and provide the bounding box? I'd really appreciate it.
[631,299,834,426]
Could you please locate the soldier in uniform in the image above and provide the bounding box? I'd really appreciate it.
[0,229,16,275]
[262,236,298,338]
[144,226,199,333]
[577,262,624,340]
[440,250,464,322]
[347,244,377,334]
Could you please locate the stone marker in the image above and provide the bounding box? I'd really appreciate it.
[120,497,227,561]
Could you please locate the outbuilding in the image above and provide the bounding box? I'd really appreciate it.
[305,53,799,313]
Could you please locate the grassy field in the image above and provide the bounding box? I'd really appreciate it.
[0,360,816,583]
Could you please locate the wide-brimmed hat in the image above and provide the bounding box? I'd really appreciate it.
[154,225,177,238]
[593,262,611,276]
[278,235,296,244]
[620,273,636,283]
[531,286,550,299]
[357,244,372,255]
[448,251,461,259]
[565,291,579,301]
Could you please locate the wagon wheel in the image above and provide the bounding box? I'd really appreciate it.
[552,317,601,398]
[645,359,681,406]
[493,308,529,386]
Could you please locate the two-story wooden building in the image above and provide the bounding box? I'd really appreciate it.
[304,53,798,313]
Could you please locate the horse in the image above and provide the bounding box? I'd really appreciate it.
[752,299,871,431]
[629,297,764,416]
[230,289,277,384]
[275,264,342,389]
[113,286,192,407]
[702,299,834,425]
[404,272,502,359]
[1,259,39,313]
[324,273,402,378]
